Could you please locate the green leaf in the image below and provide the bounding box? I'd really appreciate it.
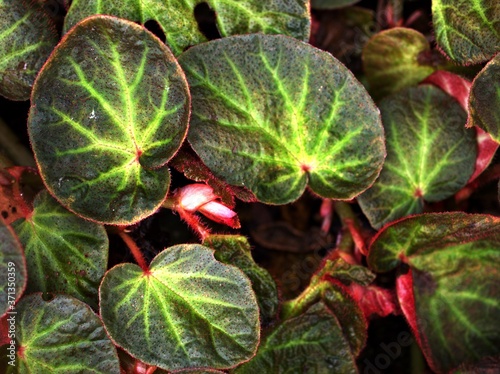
[358,85,476,229]
[203,235,279,325]
[468,54,500,143]
[311,0,361,10]
[0,0,58,100]
[179,34,385,204]
[235,302,357,373]
[363,28,437,99]
[0,222,26,317]
[369,213,500,372]
[64,0,310,56]
[14,294,120,373]
[100,244,260,371]
[322,281,367,357]
[28,15,190,225]
[11,190,108,309]
[432,0,500,64]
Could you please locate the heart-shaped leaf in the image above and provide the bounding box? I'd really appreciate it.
[178,34,385,204]
[235,302,358,373]
[358,85,477,229]
[12,293,120,373]
[0,0,58,100]
[432,0,500,64]
[369,213,500,373]
[28,15,190,224]
[11,190,108,309]
[64,0,310,56]
[468,54,500,143]
[203,235,279,325]
[423,70,499,182]
[363,28,436,99]
[99,244,260,371]
[0,222,26,317]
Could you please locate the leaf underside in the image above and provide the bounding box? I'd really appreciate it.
[358,85,476,229]
[179,34,385,205]
[432,0,500,64]
[28,16,190,224]
[12,191,108,309]
[64,0,310,55]
[369,213,500,373]
[99,244,260,371]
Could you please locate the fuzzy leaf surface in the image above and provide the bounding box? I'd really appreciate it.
[28,16,190,224]
[0,222,26,317]
[0,0,58,100]
[100,244,260,371]
[203,235,279,325]
[235,302,357,373]
[13,294,120,373]
[369,213,500,373]
[12,191,108,309]
[311,0,361,9]
[179,34,385,204]
[358,85,476,229]
[64,0,310,56]
[468,54,500,143]
[363,28,436,99]
[432,0,500,64]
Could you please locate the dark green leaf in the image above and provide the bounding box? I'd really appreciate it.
[100,244,260,371]
[0,0,58,100]
[369,213,500,372]
[322,281,367,357]
[468,54,500,143]
[0,222,26,317]
[235,302,357,373]
[311,0,361,9]
[179,34,385,204]
[28,15,190,224]
[203,234,279,325]
[432,0,500,64]
[363,28,436,99]
[13,294,120,373]
[64,0,310,55]
[358,85,476,229]
[12,190,108,309]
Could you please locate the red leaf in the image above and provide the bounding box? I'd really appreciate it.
[347,283,399,319]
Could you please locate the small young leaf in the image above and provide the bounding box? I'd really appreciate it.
[64,0,310,55]
[432,0,500,64]
[235,302,357,373]
[369,213,500,373]
[363,28,436,99]
[0,0,58,100]
[100,244,260,371]
[468,54,500,143]
[12,190,108,309]
[358,85,476,229]
[179,34,385,204]
[28,16,190,224]
[0,222,26,317]
[203,235,279,325]
[14,294,120,373]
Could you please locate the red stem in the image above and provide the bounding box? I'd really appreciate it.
[118,231,149,273]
